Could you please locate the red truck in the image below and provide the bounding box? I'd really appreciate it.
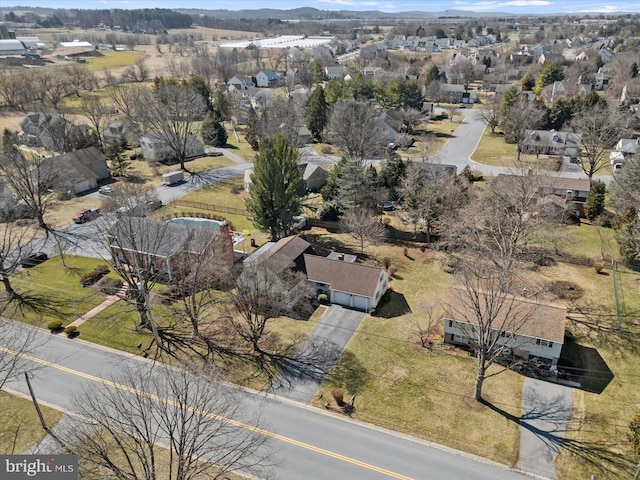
[73,208,100,224]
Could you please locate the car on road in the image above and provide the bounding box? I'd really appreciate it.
[73,208,100,224]
[98,186,112,195]
[20,252,48,268]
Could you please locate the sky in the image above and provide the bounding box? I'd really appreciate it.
[4,0,640,15]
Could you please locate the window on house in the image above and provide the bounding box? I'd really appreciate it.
[536,339,550,347]
[448,320,453,328]
[453,334,467,344]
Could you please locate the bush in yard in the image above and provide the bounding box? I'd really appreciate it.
[318,293,329,304]
[388,265,397,277]
[47,320,63,330]
[382,257,391,269]
[316,200,343,221]
[585,181,606,221]
[81,265,110,287]
[65,325,77,335]
[369,308,376,316]
[96,277,123,295]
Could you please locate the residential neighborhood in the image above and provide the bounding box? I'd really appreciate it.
[1,3,640,480]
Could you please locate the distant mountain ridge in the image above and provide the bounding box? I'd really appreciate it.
[1,5,512,20]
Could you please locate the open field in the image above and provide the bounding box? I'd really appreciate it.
[84,51,145,72]
[0,391,63,455]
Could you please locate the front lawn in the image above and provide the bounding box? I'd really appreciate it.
[308,237,523,466]
[0,391,63,454]
[8,256,111,329]
[470,127,518,166]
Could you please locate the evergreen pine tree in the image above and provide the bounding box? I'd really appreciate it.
[245,135,303,240]
[305,86,328,141]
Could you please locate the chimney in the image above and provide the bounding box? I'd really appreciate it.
[565,189,573,202]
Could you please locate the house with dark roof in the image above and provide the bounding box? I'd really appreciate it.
[108,217,234,282]
[304,254,389,311]
[245,235,314,272]
[46,147,109,194]
[444,287,567,366]
[255,69,284,88]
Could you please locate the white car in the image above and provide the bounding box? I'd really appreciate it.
[98,186,113,195]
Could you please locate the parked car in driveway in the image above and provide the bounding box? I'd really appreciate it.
[98,186,112,195]
[20,252,48,267]
[73,208,100,224]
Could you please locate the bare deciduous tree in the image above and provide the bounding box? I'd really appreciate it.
[501,96,546,161]
[341,207,387,254]
[0,147,58,231]
[228,259,311,354]
[64,362,271,480]
[81,96,108,151]
[474,94,501,134]
[0,319,39,390]
[0,219,39,296]
[327,99,384,160]
[446,260,538,401]
[569,104,630,184]
[135,84,207,171]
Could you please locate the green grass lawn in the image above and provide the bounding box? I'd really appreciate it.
[8,256,111,329]
[470,127,518,166]
[224,124,256,163]
[542,262,640,480]
[0,391,63,454]
[307,237,523,466]
[85,51,144,72]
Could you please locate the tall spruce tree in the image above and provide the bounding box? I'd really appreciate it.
[305,86,328,141]
[245,135,303,240]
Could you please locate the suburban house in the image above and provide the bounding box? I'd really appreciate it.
[440,84,465,103]
[19,111,89,152]
[298,162,328,192]
[255,69,284,88]
[304,254,389,311]
[493,173,591,216]
[245,235,315,272]
[377,109,404,144]
[46,147,109,194]
[140,134,204,162]
[244,161,327,193]
[444,287,567,366]
[227,75,255,91]
[108,217,234,282]
[103,120,138,147]
[522,130,582,159]
[245,236,389,312]
[324,65,343,80]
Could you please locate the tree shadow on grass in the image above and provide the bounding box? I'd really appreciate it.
[325,350,371,393]
[2,291,70,322]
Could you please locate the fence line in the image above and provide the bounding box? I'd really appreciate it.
[170,200,250,217]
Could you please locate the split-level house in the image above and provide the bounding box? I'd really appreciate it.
[444,287,567,366]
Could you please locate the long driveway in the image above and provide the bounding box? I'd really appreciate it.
[516,377,573,479]
[2,324,532,480]
[270,305,365,403]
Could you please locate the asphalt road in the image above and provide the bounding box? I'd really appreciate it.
[2,325,533,480]
[436,109,612,184]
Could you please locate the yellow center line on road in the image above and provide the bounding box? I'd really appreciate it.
[1,347,414,480]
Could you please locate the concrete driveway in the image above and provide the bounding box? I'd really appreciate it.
[270,305,365,403]
[516,377,573,479]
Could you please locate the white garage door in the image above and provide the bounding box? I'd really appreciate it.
[353,295,369,311]
[333,291,351,308]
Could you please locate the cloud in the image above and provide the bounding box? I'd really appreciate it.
[575,4,631,12]
[452,0,551,10]
[318,0,395,7]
